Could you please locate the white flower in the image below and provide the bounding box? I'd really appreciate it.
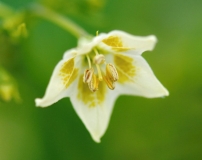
[35,30,169,142]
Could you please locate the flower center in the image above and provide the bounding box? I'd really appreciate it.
[83,49,119,92]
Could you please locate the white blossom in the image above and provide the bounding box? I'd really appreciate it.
[35,30,169,142]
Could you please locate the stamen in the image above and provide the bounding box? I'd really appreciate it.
[103,75,115,90]
[86,55,91,68]
[93,54,105,65]
[106,63,119,82]
[88,74,99,92]
[83,68,94,83]
[94,48,99,55]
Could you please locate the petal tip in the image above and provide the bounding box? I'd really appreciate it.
[159,88,169,98]
[35,98,46,107]
[164,89,169,96]
[147,35,158,51]
[149,35,157,40]
[92,135,101,143]
[88,128,103,143]
[150,35,157,43]
[35,98,41,106]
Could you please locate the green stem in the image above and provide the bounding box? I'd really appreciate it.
[0,2,90,38]
[29,4,90,38]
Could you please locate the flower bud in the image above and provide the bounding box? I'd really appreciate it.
[83,68,94,83]
[106,63,119,82]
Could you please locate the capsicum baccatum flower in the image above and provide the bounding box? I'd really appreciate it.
[35,30,169,142]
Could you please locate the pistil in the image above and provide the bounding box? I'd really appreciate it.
[93,49,104,81]
[96,65,103,81]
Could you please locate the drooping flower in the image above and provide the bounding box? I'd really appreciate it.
[35,30,169,142]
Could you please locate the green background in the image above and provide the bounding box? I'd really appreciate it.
[0,0,202,159]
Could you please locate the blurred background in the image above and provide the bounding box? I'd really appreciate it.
[0,0,202,159]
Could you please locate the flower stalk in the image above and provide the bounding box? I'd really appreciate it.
[29,4,90,38]
[0,2,90,39]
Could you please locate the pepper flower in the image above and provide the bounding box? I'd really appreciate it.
[35,30,169,142]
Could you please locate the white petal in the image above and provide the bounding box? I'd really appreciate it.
[114,53,169,98]
[100,30,157,54]
[70,76,119,142]
[63,48,77,59]
[35,51,81,107]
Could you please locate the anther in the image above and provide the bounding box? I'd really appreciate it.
[106,63,119,82]
[103,75,115,90]
[83,68,94,83]
[93,54,105,65]
[88,74,99,92]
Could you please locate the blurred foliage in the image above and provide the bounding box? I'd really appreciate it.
[0,67,21,102]
[40,0,105,15]
[0,28,20,68]
[0,0,202,160]
[39,0,106,27]
[3,17,28,38]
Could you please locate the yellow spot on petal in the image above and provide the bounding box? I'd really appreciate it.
[67,68,78,88]
[77,75,106,108]
[114,54,136,83]
[59,58,78,88]
[102,36,130,52]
